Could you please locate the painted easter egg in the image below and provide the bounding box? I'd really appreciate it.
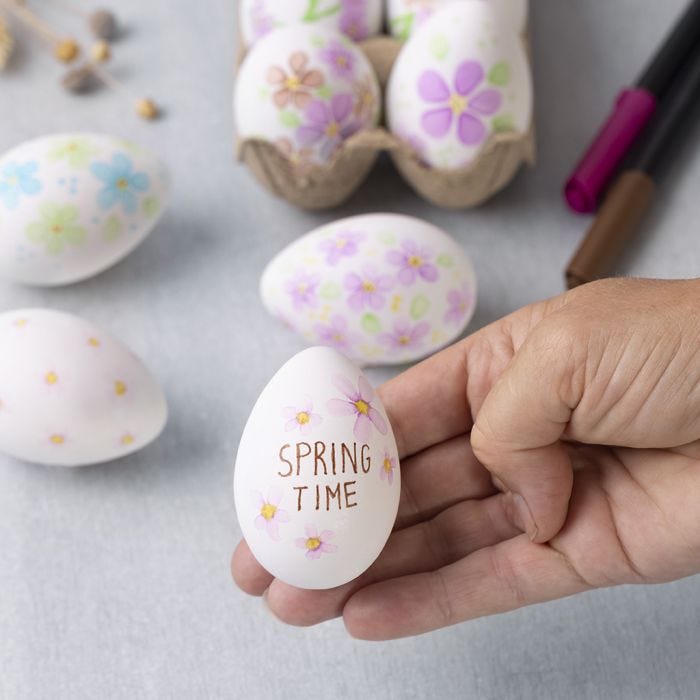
[0,133,169,286]
[0,309,167,467]
[235,25,381,167]
[387,3,533,170]
[239,0,384,47]
[387,0,528,40]
[260,213,477,366]
[234,346,400,589]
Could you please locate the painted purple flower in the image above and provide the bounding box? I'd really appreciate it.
[283,397,323,435]
[285,271,320,310]
[380,450,397,486]
[319,229,364,265]
[340,6,369,41]
[252,487,290,541]
[386,240,439,286]
[249,0,274,40]
[444,285,475,326]
[418,61,502,145]
[378,319,430,351]
[315,315,360,353]
[344,266,393,311]
[320,40,356,79]
[327,374,388,441]
[297,95,359,160]
[295,524,337,560]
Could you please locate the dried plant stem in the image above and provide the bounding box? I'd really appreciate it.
[0,0,59,44]
[88,62,159,120]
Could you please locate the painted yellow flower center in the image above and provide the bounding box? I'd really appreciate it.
[354,399,369,415]
[285,75,301,90]
[362,280,376,293]
[408,255,422,268]
[296,411,310,425]
[336,55,348,68]
[88,337,100,347]
[332,333,344,343]
[51,225,64,235]
[449,93,467,115]
[383,458,393,473]
[398,335,411,346]
[335,238,347,249]
[261,503,277,521]
[297,283,308,293]
[325,121,340,138]
[68,143,78,151]
[45,371,58,385]
[115,381,127,396]
[306,537,321,551]
[121,434,135,446]
[116,178,129,190]
[50,434,65,445]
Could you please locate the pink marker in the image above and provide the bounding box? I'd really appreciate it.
[564,0,700,214]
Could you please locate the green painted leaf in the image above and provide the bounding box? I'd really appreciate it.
[309,35,326,48]
[429,34,449,60]
[492,114,515,133]
[410,296,430,320]
[488,62,510,86]
[316,84,333,100]
[320,282,341,300]
[377,230,396,245]
[102,215,122,241]
[142,197,160,217]
[390,14,414,41]
[279,110,301,128]
[361,313,382,335]
[437,254,454,268]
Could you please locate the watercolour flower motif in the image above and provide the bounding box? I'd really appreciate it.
[285,270,320,310]
[344,266,393,311]
[0,161,41,209]
[249,0,274,40]
[351,75,378,122]
[444,285,474,326]
[267,51,324,110]
[380,450,397,486]
[25,202,86,254]
[275,138,314,174]
[327,374,388,442]
[418,60,502,146]
[318,229,364,266]
[386,239,439,285]
[252,487,290,541]
[297,94,359,160]
[90,153,150,214]
[48,138,97,168]
[283,397,323,435]
[378,319,430,351]
[340,4,370,41]
[295,524,337,560]
[314,315,360,353]
[320,40,356,79]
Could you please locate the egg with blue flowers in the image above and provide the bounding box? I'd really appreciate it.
[0,133,169,286]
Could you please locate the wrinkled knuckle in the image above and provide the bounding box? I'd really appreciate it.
[470,420,497,464]
[488,547,528,607]
[428,570,455,627]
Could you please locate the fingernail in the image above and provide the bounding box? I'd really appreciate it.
[512,493,539,542]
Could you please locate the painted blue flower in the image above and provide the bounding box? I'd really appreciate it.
[90,153,149,214]
[0,161,42,209]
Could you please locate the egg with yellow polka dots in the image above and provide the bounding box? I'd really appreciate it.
[0,309,167,467]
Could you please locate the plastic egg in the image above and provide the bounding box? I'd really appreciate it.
[0,309,167,467]
[388,0,528,40]
[239,0,384,47]
[235,25,381,167]
[387,3,533,170]
[234,346,400,589]
[260,213,477,366]
[0,133,169,286]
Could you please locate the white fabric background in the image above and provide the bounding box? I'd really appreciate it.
[1,1,699,698]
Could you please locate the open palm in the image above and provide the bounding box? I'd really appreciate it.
[232,279,700,639]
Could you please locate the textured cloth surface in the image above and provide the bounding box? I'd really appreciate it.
[1,1,699,698]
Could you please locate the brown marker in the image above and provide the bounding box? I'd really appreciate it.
[566,42,700,289]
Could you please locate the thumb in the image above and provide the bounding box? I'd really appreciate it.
[470,320,582,543]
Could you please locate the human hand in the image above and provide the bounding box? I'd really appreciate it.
[232,278,700,639]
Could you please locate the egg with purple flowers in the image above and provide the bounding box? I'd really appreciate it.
[239,0,384,48]
[387,2,533,170]
[260,213,477,366]
[235,26,381,168]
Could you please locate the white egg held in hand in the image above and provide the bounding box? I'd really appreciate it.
[387,0,528,40]
[260,213,477,366]
[239,0,384,47]
[234,347,400,590]
[235,26,381,167]
[387,3,533,170]
[0,133,169,286]
[0,309,167,467]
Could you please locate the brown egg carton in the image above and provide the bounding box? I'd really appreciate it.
[235,34,535,210]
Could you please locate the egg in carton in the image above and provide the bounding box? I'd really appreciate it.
[234,1,535,210]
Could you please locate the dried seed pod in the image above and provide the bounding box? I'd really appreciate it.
[135,98,158,120]
[61,63,96,93]
[90,39,110,62]
[0,17,14,70]
[88,9,117,40]
[54,37,79,62]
